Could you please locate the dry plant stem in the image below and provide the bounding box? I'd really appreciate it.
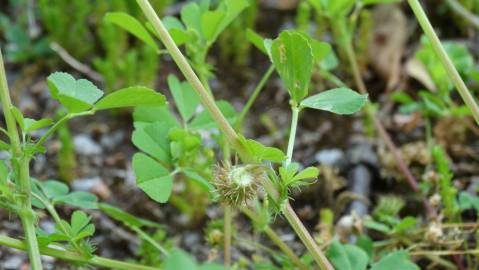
[135,1,333,269]
[0,49,43,270]
[240,207,308,270]
[408,0,479,126]
[343,36,436,217]
[445,0,479,30]
[0,234,160,270]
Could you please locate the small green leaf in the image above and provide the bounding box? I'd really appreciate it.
[182,169,214,192]
[55,191,98,209]
[201,11,225,42]
[291,167,319,182]
[160,17,191,46]
[240,136,286,163]
[393,216,417,232]
[0,161,9,184]
[270,31,313,103]
[94,87,166,110]
[132,122,172,163]
[0,140,9,150]
[327,240,369,270]
[370,251,419,270]
[133,106,180,128]
[47,72,103,113]
[24,118,53,132]
[246,29,267,54]
[133,153,173,203]
[165,249,198,270]
[104,12,159,51]
[181,2,202,33]
[190,101,237,130]
[168,75,200,122]
[301,88,368,115]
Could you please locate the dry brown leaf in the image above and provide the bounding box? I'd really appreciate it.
[369,4,408,90]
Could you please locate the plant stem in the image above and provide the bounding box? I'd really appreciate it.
[136,0,248,160]
[0,49,43,269]
[408,0,479,126]
[241,207,308,270]
[34,110,94,149]
[0,234,160,270]
[136,1,333,269]
[237,65,275,127]
[131,226,170,257]
[445,0,479,29]
[281,105,333,270]
[286,106,300,165]
[223,205,232,266]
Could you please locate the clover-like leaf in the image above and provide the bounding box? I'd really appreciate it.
[327,240,369,270]
[239,136,286,163]
[47,72,103,113]
[55,191,98,209]
[104,12,159,51]
[301,88,368,115]
[270,31,313,103]
[133,153,173,203]
[370,251,419,270]
[94,86,166,110]
[168,75,200,122]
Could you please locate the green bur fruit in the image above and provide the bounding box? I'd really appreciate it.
[213,164,266,206]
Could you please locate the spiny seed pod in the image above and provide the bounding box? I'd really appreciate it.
[213,163,266,206]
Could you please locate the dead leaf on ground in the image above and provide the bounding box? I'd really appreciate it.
[369,4,408,91]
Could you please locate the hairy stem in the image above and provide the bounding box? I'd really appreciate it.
[0,49,43,269]
[136,1,333,268]
[0,234,160,270]
[408,0,479,126]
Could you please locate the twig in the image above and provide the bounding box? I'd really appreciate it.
[50,42,104,83]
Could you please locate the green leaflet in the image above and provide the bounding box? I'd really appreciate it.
[270,31,313,103]
[301,88,368,115]
[133,153,173,203]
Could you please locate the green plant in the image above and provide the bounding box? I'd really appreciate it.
[327,240,419,270]
[407,0,479,126]
[0,47,167,269]
[135,1,368,269]
[0,0,50,62]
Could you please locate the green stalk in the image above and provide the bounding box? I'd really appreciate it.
[136,0,248,160]
[0,234,160,270]
[131,226,170,257]
[136,1,333,269]
[282,105,333,270]
[445,0,479,30]
[285,106,300,165]
[241,207,308,270]
[237,65,275,127]
[408,0,479,126]
[0,49,43,269]
[223,205,232,266]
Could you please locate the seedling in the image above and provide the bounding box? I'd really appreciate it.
[0,48,166,269]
